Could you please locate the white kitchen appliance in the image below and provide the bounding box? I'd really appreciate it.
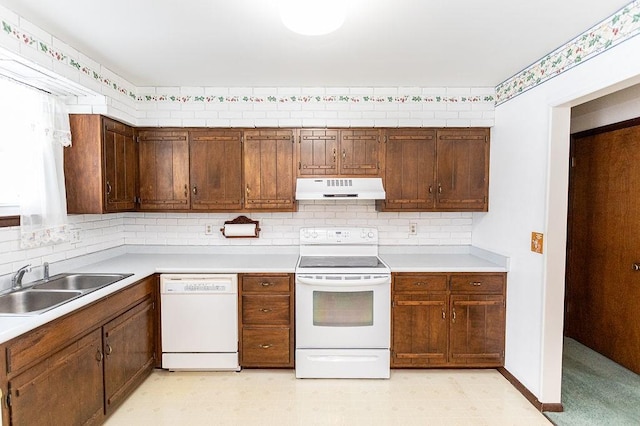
[295,178,386,200]
[160,274,239,371]
[295,227,391,379]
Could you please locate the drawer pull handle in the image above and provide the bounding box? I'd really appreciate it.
[261,282,272,287]
[452,308,456,323]
[105,344,113,355]
[414,282,426,286]
[260,308,272,313]
[471,281,482,286]
[259,344,272,349]
[96,350,103,362]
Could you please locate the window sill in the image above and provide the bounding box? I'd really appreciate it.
[0,216,19,228]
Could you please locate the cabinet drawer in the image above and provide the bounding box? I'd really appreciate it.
[449,274,505,293]
[394,274,447,292]
[241,328,291,366]
[242,295,290,325]
[242,275,291,293]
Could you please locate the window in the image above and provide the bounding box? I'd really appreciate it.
[0,78,31,217]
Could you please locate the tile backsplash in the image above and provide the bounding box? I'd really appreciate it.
[0,200,472,278]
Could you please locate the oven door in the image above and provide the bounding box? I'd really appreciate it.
[295,274,390,349]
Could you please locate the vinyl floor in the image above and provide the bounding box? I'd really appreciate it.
[105,368,551,425]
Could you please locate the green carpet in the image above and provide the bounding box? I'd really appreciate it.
[545,337,640,426]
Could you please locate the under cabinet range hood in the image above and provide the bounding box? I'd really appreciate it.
[295,178,386,200]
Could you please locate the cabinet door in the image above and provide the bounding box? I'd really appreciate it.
[392,293,448,367]
[298,129,339,176]
[103,298,155,414]
[382,129,436,210]
[435,128,489,211]
[138,130,190,210]
[9,329,104,426]
[103,117,137,212]
[339,129,381,176]
[243,129,295,210]
[190,130,243,210]
[449,294,505,366]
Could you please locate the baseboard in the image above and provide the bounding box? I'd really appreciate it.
[498,367,563,412]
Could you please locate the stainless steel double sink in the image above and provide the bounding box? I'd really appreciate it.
[0,273,133,316]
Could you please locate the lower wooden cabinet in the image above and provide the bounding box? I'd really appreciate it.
[239,273,294,367]
[1,275,157,425]
[391,272,506,368]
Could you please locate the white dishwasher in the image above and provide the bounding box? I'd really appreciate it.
[160,274,239,371]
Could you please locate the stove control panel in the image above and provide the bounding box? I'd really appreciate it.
[300,227,378,244]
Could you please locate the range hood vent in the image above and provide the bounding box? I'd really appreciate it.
[295,178,386,200]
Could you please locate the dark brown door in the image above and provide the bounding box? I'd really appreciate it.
[243,129,295,210]
[339,129,381,176]
[449,294,505,366]
[392,293,448,367]
[138,129,190,210]
[298,129,339,176]
[103,298,155,414]
[189,130,243,210]
[383,129,436,210]
[9,329,104,426]
[566,123,640,374]
[435,128,489,211]
[103,118,137,212]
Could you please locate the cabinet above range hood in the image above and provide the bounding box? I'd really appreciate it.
[295,178,386,200]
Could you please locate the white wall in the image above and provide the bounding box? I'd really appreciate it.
[472,35,640,403]
[571,82,640,132]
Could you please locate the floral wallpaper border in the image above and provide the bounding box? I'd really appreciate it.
[2,1,640,106]
[496,1,640,105]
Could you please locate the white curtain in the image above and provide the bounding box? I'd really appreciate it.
[18,93,72,248]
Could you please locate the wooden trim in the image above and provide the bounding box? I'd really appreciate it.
[572,116,640,139]
[498,367,564,413]
[0,216,19,228]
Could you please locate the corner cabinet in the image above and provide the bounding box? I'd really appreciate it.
[239,273,294,368]
[65,115,138,213]
[243,129,296,211]
[378,128,489,212]
[0,276,157,425]
[391,272,505,368]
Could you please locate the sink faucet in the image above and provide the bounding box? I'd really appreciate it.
[11,264,31,290]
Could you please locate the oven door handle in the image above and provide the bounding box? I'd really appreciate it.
[296,275,390,287]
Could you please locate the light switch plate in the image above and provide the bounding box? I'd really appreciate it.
[531,232,543,254]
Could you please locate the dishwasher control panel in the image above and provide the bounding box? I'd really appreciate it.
[160,274,238,294]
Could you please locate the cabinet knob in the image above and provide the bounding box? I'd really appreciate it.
[96,350,103,362]
[342,149,346,160]
[105,344,113,355]
[633,263,640,271]
[333,148,337,162]
[260,308,272,313]
[452,308,456,323]
[414,282,426,286]
[261,282,272,287]
[184,184,188,197]
[259,344,273,349]
[106,181,112,195]
[192,185,198,195]
[471,281,482,286]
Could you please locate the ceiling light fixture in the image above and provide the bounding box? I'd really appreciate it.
[279,0,347,36]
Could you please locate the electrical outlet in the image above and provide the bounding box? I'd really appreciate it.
[531,232,543,254]
[409,223,417,235]
[70,229,80,243]
[204,224,214,235]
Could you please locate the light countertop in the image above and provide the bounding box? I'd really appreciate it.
[0,245,507,344]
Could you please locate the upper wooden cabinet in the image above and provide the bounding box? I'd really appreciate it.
[65,115,137,213]
[244,129,296,211]
[189,130,243,211]
[435,128,489,211]
[297,129,382,177]
[381,129,437,210]
[378,128,489,212]
[298,129,339,175]
[137,129,190,211]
